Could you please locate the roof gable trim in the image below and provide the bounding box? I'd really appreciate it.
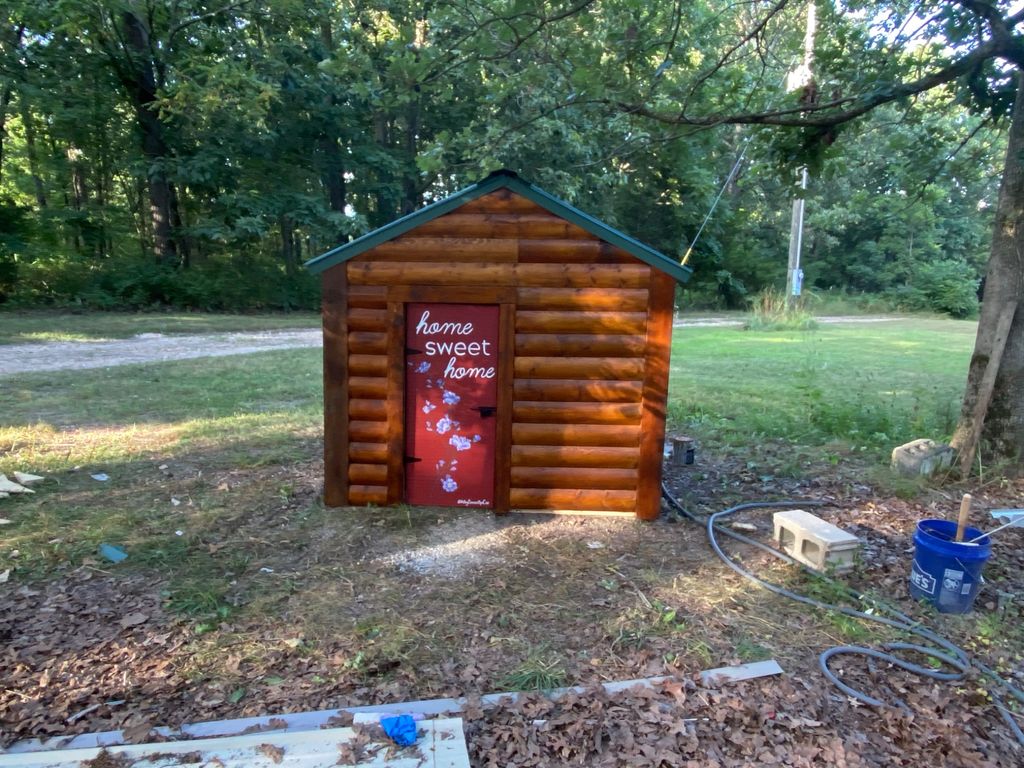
[304,171,691,283]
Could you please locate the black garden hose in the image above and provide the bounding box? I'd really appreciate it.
[660,482,1024,747]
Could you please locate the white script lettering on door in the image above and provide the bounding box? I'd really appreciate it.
[414,309,496,379]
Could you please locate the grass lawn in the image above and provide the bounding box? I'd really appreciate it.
[0,309,320,345]
[670,318,976,457]
[2,314,1021,759]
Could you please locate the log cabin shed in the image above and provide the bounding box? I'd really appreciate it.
[305,170,691,520]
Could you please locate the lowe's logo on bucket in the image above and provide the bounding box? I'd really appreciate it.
[910,561,936,595]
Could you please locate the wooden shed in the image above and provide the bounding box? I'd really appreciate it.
[305,170,691,520]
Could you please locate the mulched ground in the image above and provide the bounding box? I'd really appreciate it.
[2,446,1022,766]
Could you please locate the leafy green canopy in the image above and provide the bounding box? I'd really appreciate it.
[0,1,1007,313]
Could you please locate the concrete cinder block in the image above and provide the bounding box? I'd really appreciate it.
[773,509,860,573]
[891,438,954,478]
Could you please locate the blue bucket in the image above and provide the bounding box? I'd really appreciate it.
[909,519,991,614]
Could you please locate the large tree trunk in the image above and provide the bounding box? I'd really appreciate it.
[952,71,1024,469]
[122,10,179,267]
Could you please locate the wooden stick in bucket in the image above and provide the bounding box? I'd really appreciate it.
[955,493,972,542]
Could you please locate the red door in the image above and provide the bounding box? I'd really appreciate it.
[404,303,500,508]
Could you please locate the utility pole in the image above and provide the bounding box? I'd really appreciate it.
[785,1,816,309]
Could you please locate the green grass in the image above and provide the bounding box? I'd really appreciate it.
[0,310,319,345]
[668,318,975,454]
[0,348,323,585]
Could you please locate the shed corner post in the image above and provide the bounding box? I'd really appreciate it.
[322,266,349,507]
[493,301,516,514]
[635,270,676,520]
[385,301,407,505]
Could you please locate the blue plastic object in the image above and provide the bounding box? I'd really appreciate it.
[909,519,991,614]
[98,543,128,564]
[380,715,417,747]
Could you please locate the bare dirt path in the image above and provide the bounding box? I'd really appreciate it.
[0,316,900,376]
[0,329,322,376]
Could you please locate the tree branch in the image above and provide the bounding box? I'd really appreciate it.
[612,35,1006,130]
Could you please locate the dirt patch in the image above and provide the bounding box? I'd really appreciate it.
[2,447,1022,764]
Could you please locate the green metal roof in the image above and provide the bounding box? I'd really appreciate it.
[304,170,692,283]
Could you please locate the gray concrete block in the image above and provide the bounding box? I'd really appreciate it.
[891,438,954,477]
[773,509,860,573]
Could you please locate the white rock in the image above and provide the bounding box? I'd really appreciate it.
[0,475,33,494]
[13,471,44,486]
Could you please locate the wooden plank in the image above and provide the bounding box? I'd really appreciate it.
[512,423,640,447]
[494,303,516,514]
[515,333,646,358]
[347,285,388,308]
[516,263,649,288]
[350,442,388,463]
[511,467,637,490]
[349,463,388,485]
[348,262,649,289]
[512,445,639,469]
[349,398,387,421]
[349,485,388,506]
[514,356,645,380]
[636,270,676,520]
[350,420,387,441]
[354,237,518,262]
[347,331,387,355]
[513,378,642,403]
[455,189,546,214]
[348,354,387,377]
[513,401,642,425]
[412,212,595,239]
[346,307,388,331]
[955,302,1018,476]
[517,239,640,264]
[348,376,387,399]
[321,266,348,507]
[515,311,647,334]
[385,301,406,504]
[387,284,517,304]
[516,287,649,311]
[509,488,636,512]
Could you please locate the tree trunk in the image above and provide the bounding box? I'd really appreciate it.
[21,101,47,207]
[121,10,179,267]
[0,85,12,185]
[952,71,1024,469]
[280,214,296,275]
[320,136,347,215]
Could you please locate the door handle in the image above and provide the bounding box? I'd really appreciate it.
[472,406,497,418]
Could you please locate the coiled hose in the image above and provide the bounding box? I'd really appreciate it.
[660,482,1024,746]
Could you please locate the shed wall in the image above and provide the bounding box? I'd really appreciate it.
[322,188,673,517]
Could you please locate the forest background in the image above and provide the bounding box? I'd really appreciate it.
[0,0,1005,316]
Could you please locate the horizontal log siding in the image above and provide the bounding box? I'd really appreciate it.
[510,271,650,510]
[324,189,660,515]
[344,288,389,501]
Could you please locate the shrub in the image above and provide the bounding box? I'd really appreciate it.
[887,259,979,318]
[743,285,818,330]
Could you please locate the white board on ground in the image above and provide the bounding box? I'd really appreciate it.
[0,720,470,768]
